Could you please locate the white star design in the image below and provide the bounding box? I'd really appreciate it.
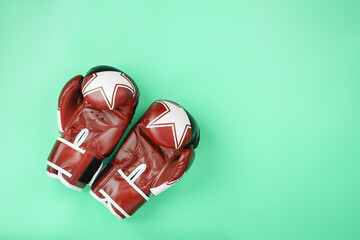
[82,71,135,110]
[146,100,191,149]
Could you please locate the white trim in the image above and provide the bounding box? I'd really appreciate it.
[150,182,173,196]
[81,74,96,92]
[73,128,89,147]
[118,169,149,201]
[58,172,83,191]
[57,109,64,133]
[89,190,122,220]
[46,171,58,179]
[46,161,82,191]
[128,164,147,182]
[105,201,122,220]
[46,161,72,178]
[57,137,85,154]
[88,162,103,186]
[99,189,130,218]
[89,190,105,202]
[150,171,185,196]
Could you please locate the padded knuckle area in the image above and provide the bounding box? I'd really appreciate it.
[81,71,137,110]
[143,100,193,149]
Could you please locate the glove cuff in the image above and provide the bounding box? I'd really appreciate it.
[90,168,149,219]
[47,137,102,190]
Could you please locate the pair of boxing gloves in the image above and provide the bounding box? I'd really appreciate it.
[46,66,200,219]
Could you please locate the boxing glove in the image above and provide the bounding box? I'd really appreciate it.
[46,66,139,191]
[90,100,200,219]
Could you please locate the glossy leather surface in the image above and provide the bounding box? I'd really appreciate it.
[47,66,139,190]
[91,100,199,218]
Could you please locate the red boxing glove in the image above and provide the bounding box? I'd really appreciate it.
[47,66,139,191]
[90,100,200,219]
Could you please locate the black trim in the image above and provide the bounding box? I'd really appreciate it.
[85,65,123,77]
[185,110,200,149]
[78,158,102,184]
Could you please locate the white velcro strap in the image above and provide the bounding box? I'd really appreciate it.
[89,190,106,202]
[46,161,72,178]
[46,161,82,191]
[57,109,64,133]
[118,169,149,201]
[89,190,122,220]
[58,172,82,191]
[57,137,85,154]
[105,201,123,220]
[73,128,89,147]
[128,164,147,182]
[99,189,130,218]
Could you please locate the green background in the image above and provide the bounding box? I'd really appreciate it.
[1,0,360,239]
